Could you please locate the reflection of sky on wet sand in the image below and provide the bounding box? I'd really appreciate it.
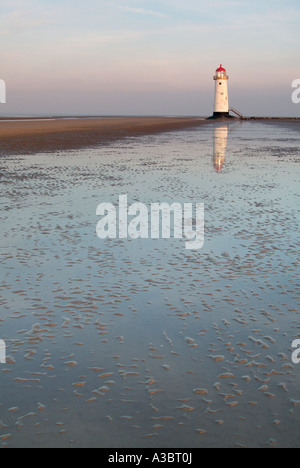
[0,122,299,448]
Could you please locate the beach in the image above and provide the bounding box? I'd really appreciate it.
[0,116,299,156]
[0,118,300,448]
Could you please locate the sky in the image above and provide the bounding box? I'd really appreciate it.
[0,0,300,116]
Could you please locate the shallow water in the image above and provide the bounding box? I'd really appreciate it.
[0,121,299,448]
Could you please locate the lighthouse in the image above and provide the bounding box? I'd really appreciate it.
[212,64,230,118]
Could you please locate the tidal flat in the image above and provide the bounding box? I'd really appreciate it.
[0,120,299,448]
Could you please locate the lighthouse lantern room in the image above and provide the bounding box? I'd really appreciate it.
[213,64,230,118]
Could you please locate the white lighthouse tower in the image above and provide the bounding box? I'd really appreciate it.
[213,64,230,118]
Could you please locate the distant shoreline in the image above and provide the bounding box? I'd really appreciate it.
[0,115,207,121]
[0,116,299,156]
[0,115,300,121]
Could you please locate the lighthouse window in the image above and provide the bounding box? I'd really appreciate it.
[219,82,222,85]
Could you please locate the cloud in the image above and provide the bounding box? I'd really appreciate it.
[121,6,168,18]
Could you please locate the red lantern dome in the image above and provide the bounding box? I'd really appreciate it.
[216,64,226,72]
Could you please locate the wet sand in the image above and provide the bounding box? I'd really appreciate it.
[0,117,209,155]
[257,119,300,133]
[0,116,299,156]
[0,119,299,448]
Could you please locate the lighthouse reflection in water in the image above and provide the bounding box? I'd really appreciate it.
[213,123,228,172]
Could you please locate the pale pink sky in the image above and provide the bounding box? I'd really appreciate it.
[1,0,300,116]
